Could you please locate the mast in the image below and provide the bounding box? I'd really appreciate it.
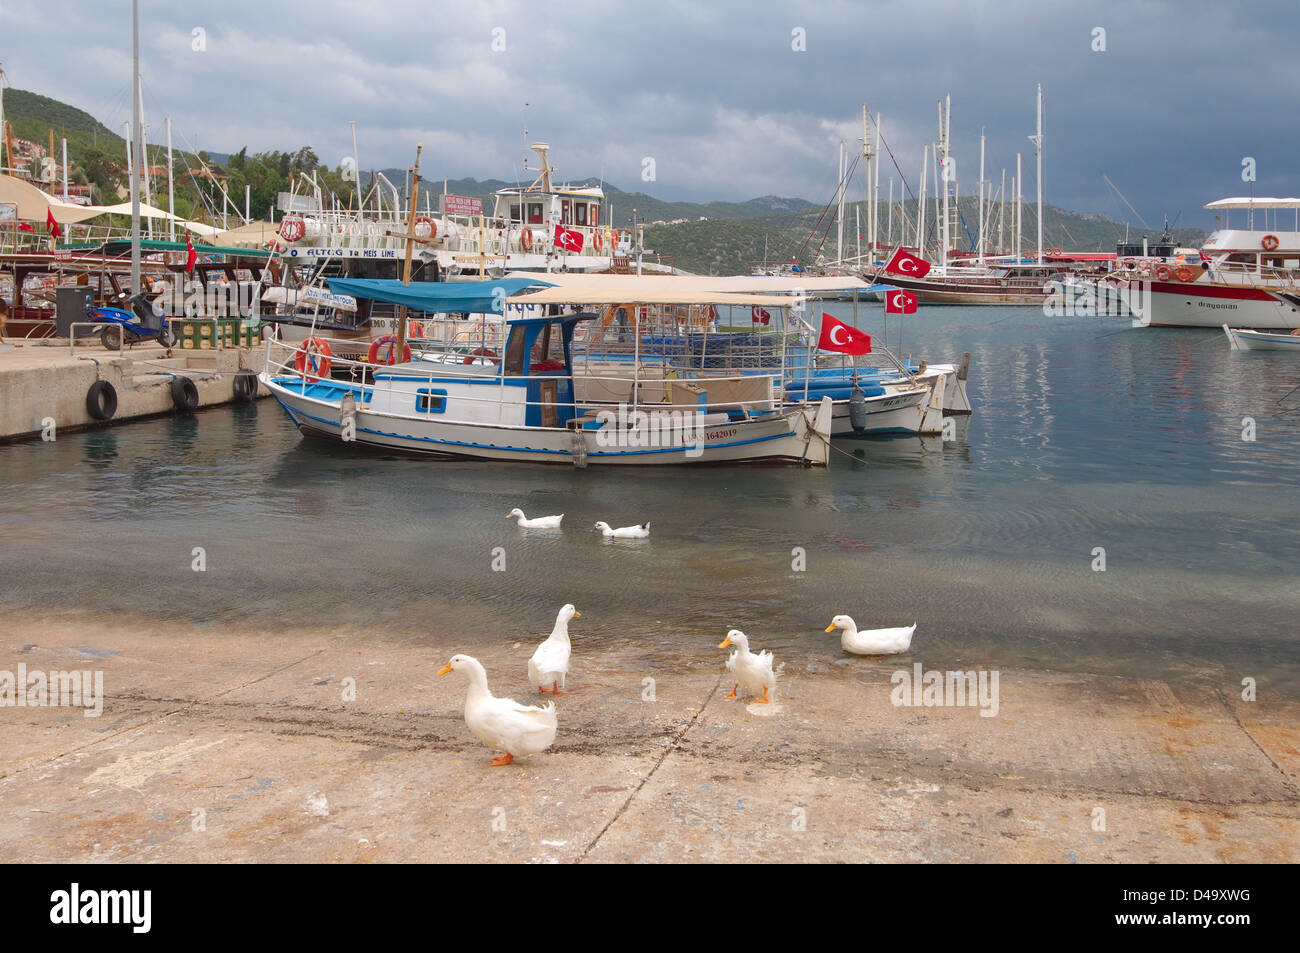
[873,113,881,260]
[165,116,175,241]
[1030,83,1044,262]
[1015,152,1022,261]
[917,145,927,253]
[836,140,845,265]
[394,143,422,364]
[862,105,871,261]
[998,168,1005,255]
[887,178,894,247]
[61,137,68,200]
[130,0,141,292]
[349,121,362,210]
[978,130,985,266]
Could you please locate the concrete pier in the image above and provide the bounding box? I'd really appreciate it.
[0,341,265,441]
[0,613,1294,863]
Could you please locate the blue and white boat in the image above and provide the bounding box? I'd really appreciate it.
[260,279,832,466]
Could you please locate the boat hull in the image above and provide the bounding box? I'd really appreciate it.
[1224,325,1300,351]
[1125,280,1300,329]
[263,375,831,466]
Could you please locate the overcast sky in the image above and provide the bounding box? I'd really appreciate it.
[3,0,1296,230]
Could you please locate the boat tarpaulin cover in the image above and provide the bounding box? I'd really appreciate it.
[326,276,552,313]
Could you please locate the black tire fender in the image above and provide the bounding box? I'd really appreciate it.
[86,380,117,421]
[233,370,258,402]
[170,375,200,412]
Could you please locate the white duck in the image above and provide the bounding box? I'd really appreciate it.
[528,603,581,694]
[825,615,916,656]
[506,508,564,529]
[719,629,775,704]
[437,654,558,766]
[594,520,650,539]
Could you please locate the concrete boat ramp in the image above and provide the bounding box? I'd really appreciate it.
[0,615,1294,863]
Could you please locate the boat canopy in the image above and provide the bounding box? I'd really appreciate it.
[505,272,879,294]
[1204,197,1300,210]
[61,238,275,259]
[325,276,552,312]
[508,286,795,307]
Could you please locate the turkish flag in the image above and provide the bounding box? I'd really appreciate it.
[553,224,584,253]
[884,289,918,314]
[185,232,198,273]
[751,306,771,325]
[17,222,35,232]
[884,248,931,278]
[46,209,62,240]
[817,313,871,355]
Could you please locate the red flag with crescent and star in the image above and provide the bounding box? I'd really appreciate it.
[46,208,62,240]
[883,247,931,278]
[884,289,918,314]
[817,313,872,355]
[185,231,198,273]
[553,224,584,253]
[751,306,771,325]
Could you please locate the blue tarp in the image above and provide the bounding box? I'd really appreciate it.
[325,276,552,313]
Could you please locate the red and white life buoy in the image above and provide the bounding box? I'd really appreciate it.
[294,337,331,381]
[368,335,412,366]
[611,228,621,250]
[593,229,603,253]
[519,228,533,252]
[408,320,424,339]
[463,347,499,365]
[278,216,306,243]
[1262,234,1280,251]
[1154,265,1172,281]
[413,216,437,241]
[1174,266,1195,282]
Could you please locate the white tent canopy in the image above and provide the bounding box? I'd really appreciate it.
[0,174,221,235]
[509,286,797,307]
[505,272,876,294]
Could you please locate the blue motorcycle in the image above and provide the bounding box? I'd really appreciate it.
[88,292,173,349]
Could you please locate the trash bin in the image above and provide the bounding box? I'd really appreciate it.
[55,287,95,338]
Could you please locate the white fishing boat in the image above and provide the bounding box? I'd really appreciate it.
[259,279,832,466]
[1223,324,1300,351]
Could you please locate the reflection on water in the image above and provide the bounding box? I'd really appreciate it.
[0,309,1297,693]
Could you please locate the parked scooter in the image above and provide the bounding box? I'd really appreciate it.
[88,292,173,349]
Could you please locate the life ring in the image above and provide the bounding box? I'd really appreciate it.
[407,320,424,339]
[368,335,412,366]
[463,347,499,365]
[1154,265,1171,281]
[85,380,117,421]
[278,216,306,243]
[413,216,437,241]
[1262,234,1279,251]
[1048,247,1062,256]
[1122,258,1137,270]
[295,336,332,381]
[519,228,533,252]
[233,370,258,402]
[593,229,603,253]
[1174,266,1195,282]
[611,228,621,250]
[170,376,200,412]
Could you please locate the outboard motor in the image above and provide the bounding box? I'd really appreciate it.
[848,376,869,434]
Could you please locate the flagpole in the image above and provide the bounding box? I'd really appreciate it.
[130,0,141,293]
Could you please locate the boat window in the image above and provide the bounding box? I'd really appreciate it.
[510,203,521,222]
[503,325,528,375]
[530,324,567,372]
[589,204,599,227]
[528,203,544,224]
[415,388,447,414]
[562,200,572,225]
[575,203,587,226]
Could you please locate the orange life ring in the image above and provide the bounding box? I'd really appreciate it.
[278,216,306,243]
[519,228,533,252]
[1154,265,1171,281]
[1048,247,1062,256]
[593,229,603,253]
[413,216,437,241]
[407,320,424,338]
[1122,258,1137,270]
[368,335,412,365]
[1262,234,1279,251]
[1174,266,1195,282]
[463,347,499,365]
[294,337,332,381]
[611,228,621,250]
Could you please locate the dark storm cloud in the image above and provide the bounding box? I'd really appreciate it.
[3,0,1296,228]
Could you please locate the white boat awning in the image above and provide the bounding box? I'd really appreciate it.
[504,272,876,294]
[1204,197,1300,210]
[509,286,797,307]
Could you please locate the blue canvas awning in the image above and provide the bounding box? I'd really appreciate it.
[325,276,552,313]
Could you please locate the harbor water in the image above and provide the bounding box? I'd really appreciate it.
[2,306,1297,694]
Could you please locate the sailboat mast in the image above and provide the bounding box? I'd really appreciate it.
[130,0,141,292]
[1033,83,1044,262]
[917,145,927,253]
[1015,152,1022,261]
[837,140,845,264]
[873,112,881,261]
[165,116,175,241]
[862,105,871,261]
[978,130,985,266]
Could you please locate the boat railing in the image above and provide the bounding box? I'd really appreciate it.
[263,334,784,423]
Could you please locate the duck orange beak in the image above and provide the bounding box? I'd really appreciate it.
[824,622,837,632]
[436,663,453,676]
[718,636,732,648]
[573,610,582,618]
